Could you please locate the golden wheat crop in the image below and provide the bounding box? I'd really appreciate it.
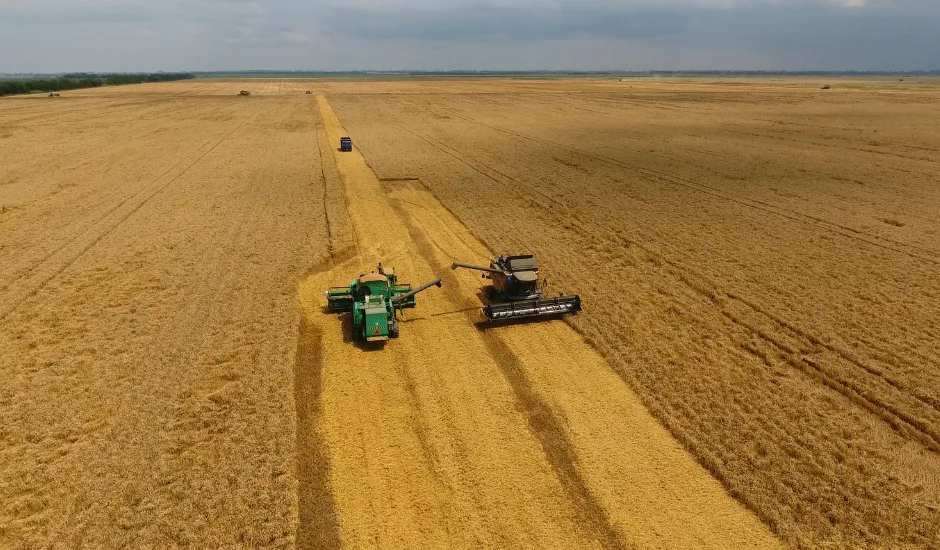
[0,80,333,547]
[328,77,940,549]
[3,77,938,549]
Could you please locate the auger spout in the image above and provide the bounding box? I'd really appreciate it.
[392,278,442,307]
[451,261,504,274]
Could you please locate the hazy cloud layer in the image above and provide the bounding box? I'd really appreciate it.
[0,0,937,71]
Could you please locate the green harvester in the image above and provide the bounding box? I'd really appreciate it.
[325,263,442,342]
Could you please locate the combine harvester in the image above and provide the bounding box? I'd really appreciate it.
[326,263,441,342]
[452,255,581,322]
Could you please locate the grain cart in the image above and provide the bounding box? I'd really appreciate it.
[340,137,352,152]
[451,254,581,322]
[325,263,441,342]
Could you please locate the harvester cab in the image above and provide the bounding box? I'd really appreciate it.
[452,255,582,322]
[325,263,441,342]
[496,256,541,299]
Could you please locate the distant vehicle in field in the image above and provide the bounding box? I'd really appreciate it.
[238,90,251,96]
[821,85,831,90]
[305,90,313,95]
[340,137,352,152]
[48,93,60,97]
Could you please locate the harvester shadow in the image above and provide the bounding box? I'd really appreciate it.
[323,306,388,352]
[472,315,567,332]
[294,316,342,550]
[401,306,481,321]
[386,198,624,549]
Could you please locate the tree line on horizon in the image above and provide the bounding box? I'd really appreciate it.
[0,73,195,97]
[191,69,940,77]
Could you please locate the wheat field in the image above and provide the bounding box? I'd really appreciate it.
[1,77,938,549]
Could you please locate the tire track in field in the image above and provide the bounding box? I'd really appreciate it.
[311,100,358,263]
[401,110,940,403]
[578,209,940,452]
[470,94,940,213]
[314,95,613,546]
[384,115,571,215]
[382,111,940,454]
[449,95,727,161]
[0,105,262,322]
[0,101,230,214]
[389,197,628,550]
[578,212,940,452]
[638,233,940,451]
[106,95,305,547]
[727,123,940,170]
[0,101,230,230]
[0,92,304,548]
[294,99,350,550]
[445,112,940,264]
[1,96,193,127]
[294,318,342,550]
[310,93,783,549]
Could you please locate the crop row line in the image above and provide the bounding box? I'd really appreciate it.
[390,195,628,550]
[0,104,263,323]
[446,112,940,266]
[391,110,940,454]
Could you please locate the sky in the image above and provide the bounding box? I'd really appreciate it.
[0,0,937,72]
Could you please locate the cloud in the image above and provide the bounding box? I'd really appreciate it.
[322,4,688,42]
[0,0,937,71]
[281,30,311,43]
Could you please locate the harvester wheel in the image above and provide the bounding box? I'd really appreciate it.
[389,324,400,338]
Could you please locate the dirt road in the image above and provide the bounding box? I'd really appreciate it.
[296,95,781,549]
